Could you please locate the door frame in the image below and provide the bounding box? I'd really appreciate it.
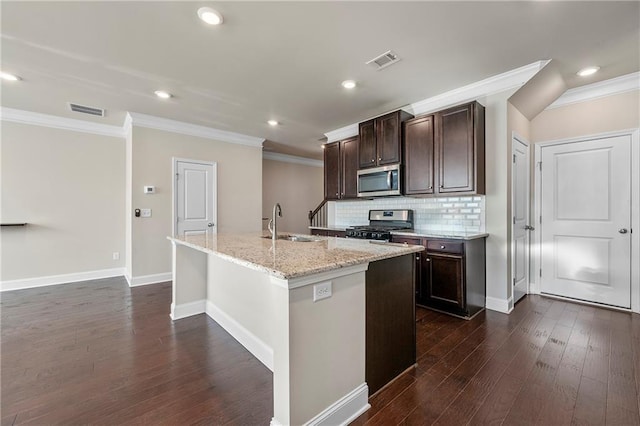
[511,132,531,300]
[172,157,218,237]
[532,128,640,313]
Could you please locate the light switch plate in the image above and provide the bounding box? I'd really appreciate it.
[140,208,152,218]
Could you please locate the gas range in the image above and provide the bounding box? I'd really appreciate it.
[345,210,414,241]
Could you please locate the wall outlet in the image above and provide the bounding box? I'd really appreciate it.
[140,208,152,218]
[313,281,332,302]
[112,252,120,261]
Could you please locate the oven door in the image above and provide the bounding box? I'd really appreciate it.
[357,164,401,197]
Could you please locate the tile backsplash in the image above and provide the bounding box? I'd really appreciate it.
[332,195,485,233]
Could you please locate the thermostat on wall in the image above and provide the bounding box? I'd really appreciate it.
[143,186,155,194]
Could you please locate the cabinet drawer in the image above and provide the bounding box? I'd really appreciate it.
[391,236,424,246]
[427,240,463,254]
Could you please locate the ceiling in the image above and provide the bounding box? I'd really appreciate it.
[1,1,638,159]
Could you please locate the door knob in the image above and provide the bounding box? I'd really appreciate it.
[208,223,214,227]
[619,228,628,234]
[524,225,535,231]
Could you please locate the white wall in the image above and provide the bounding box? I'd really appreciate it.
[531,90,639,142]
[1,122,125,284]
[262,158,323,235]
[128,126,262,280]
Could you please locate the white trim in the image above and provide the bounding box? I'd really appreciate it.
[546,72,640,110]
[263,151,323,168]
[269,263,369,290]
[0,107,125,138]
[511,132,531,302]
[301,382,370,426]
[127,112,264,147]
[534,128,640,314]
[540,293,633,314]
[126,272,172,287]
[324,123,359,143]
[1,268,125,292]
[170,299,206,320]
[485,296,514,314]
[409,60,548,116]
[206,300,274,371]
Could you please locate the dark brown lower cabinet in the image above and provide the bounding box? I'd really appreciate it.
[366,254,416,395]
[391,235,486,319]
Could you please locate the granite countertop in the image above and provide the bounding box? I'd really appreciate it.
[169,232,423,280]
[390,230,489,240]
[308,226,347,231]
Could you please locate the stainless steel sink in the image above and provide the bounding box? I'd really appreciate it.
[261,234,323,242]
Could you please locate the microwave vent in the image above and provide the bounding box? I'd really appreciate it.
[366,50,400,70]
[68,103,105,117]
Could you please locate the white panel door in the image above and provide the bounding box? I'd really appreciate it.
[541,135,631,308]
[512,136,531,303]
[175,160,216,237]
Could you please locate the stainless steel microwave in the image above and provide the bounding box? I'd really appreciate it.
[357,164,401,197]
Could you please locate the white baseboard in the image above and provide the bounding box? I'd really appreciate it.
[171,300,206,320]
[485,296,514,314]
[303,382,370,426]
[0,268,125,292]
[126,272,172,287]
[205,300,274,371]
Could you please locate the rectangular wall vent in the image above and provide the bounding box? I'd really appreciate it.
[69,103,105,117]
[366,50,400,70]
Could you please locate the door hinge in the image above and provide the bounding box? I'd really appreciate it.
[176,173,179,180]
[538,161,542,171]
[539,215,542,224]
[539,268,542,277]
[513,154,516,163]
[513,277,516,285]
[513,216,516,224]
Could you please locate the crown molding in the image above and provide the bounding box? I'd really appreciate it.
[127,112,264,148]
[263,151,323,167]
[546,72,640,110]
[0,107,126,138]
[409,60,549,116]
[324,123,359,144]
[323,60,548,140]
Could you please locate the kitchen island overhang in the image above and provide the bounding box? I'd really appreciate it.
[168,233,423,426]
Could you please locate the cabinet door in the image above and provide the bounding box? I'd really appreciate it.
[436,103,474,193]
[404,115,435,195]
[425,253,465,311]
[376,111,401,166]
[358,120,376,168]
[324,142,340,200]
[340,136,359,198]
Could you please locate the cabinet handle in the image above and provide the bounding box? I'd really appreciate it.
[335,192,339,196]
[429,186,433,189]
[440,185,444,188]
[371,159,375,163]
[426,258,431,262]
[440,245,445,249]
[378,157,382,161]
[416,255,420,261]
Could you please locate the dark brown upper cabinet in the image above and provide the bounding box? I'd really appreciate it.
[404,115,435,195]
[324,136,359,201]
[403,101,485,197]
[359,110,413,169]
[436,101,485,195]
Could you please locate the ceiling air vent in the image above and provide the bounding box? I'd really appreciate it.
[366,50,400,70]
[68,103,105,117]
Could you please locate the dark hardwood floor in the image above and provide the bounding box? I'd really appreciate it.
[2,279,639,425]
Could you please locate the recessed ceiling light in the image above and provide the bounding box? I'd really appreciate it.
[154,90,172,99]
[1,72,21,81]
[341,80,357,89]
[198,7,224,25]
[577,66,600,77]
[267,120,279,126]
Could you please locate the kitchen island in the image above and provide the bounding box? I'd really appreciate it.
[168,233,423,426]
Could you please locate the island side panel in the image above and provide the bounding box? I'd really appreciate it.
[171,241,208,320]
[205,254,277,371]
[285,270,368,425]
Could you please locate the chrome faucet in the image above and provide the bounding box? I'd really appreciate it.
[268,203,283,242]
